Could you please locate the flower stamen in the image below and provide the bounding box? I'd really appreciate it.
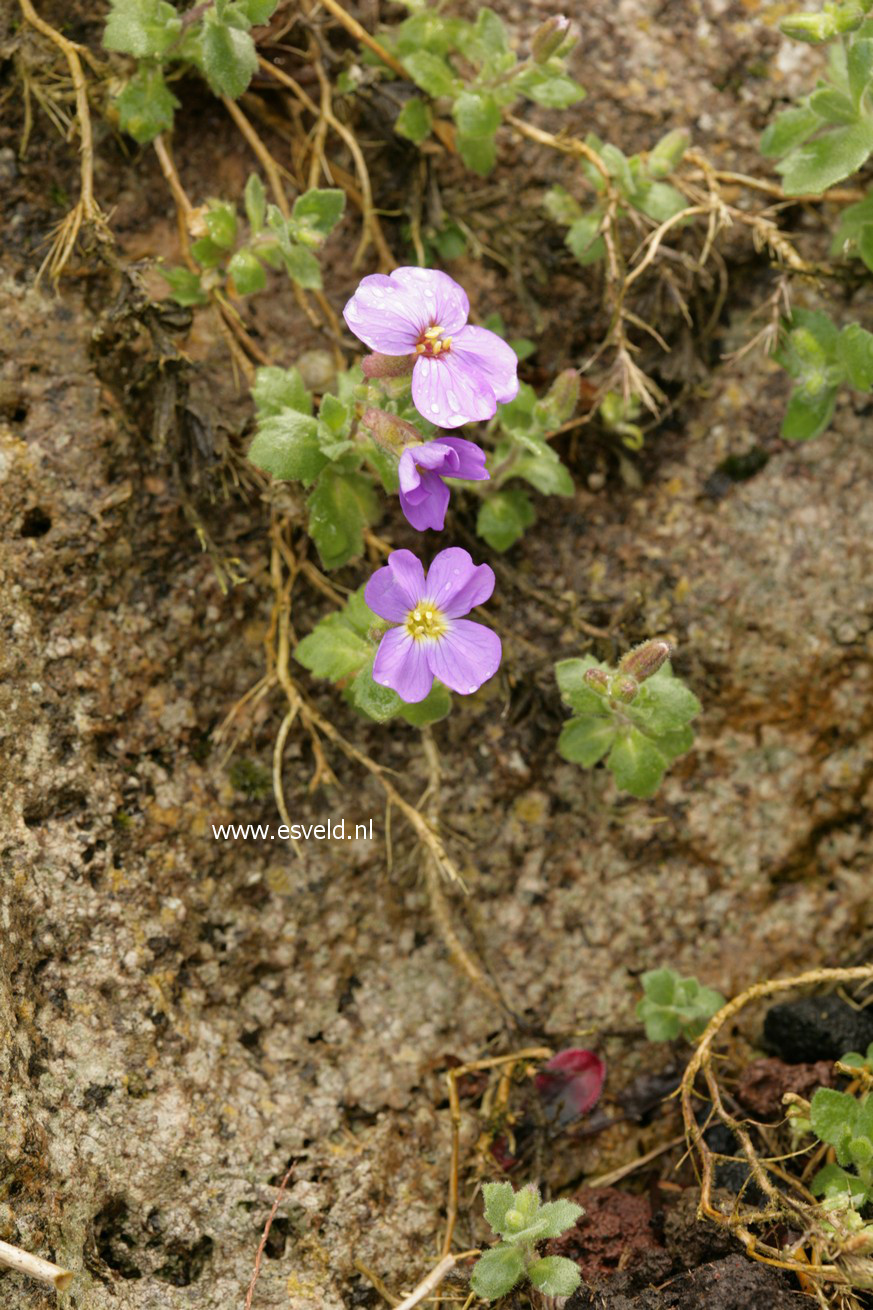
[405,599,447,641]
[415,324,453,358]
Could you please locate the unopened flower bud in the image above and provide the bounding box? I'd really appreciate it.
[583,668,610,695]
[361,352,415,379]
[531,14,572,63]
[779,10,835,41]
[361,407,420,453]
[545,368,581,423]
[834,0,866,32]
[611,676,639,703]
[619,640,672,682]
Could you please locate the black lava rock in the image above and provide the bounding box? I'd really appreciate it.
[763,995,873,1064]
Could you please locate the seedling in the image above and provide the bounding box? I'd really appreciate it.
[637,968,725,1042]
[470,1182,583,1302]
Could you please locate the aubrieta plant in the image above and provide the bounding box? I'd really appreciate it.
[555,641,701,798]
[637,968,725,1043]
[470,1183,583,1302]
[374,10,584,174]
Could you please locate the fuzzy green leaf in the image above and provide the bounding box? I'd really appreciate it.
[777,122,873,194]
[158,266,208,306]
[514,65,586,108]
[453,90,501,138]
[634,181,687,223]
[607,729,668,798]
[512,452,574,496]
[403,50,459,98]
[555,657,610,715]
[638,1005,681,1042]
[295,614,373,682]
[398,681,452,725]
[811,1088,856,1162]
[536,1200,584,1239]
[630,670,701,735]
[838,322,873,389]
[247,411,325,484]
[348,662,403,722]
[116,67,180,143]
[641,968,678,1005]
[808,87,857,124]
[244,173,267,233]
[205,201,238,249]
[103,0,182,57]
[760,104,821,158]
[238,0,280,22]
[482,1182,516,1235]
[558,716,617,768]
[848,37,873,105]
[228,248,266,295]
[456,132,498,176]
[781,386,838,442]
[395,97,432,144]
[292,188,346,241]
[251,365,312,417]
[282,243,323,289]
[566,215,606,265]
[306,469,379,570]
[811,1162,869,1207]
[469,1246,526,1302]
[201,16,258,99]
[528,1256,582,1298]
[477,488,535,551]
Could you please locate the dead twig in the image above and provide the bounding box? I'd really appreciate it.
[0,1239,73,1292]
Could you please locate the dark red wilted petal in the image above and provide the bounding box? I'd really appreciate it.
[489,1135,519,1171]
[535,1049,606,1126]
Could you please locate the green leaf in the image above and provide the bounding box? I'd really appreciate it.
[648,128,690,177]
[306,468,379,570]
[808,87,858,124]
[201,16,258,99]
[544,184,583,225]
[398,681,452,725]
[205,201,238,249]
[245,173,267,233]
[652,725,695,762]
[528,1256,582,1298]
[473,7,510,56]
[395,97,432,144]
[566,215,606,265]
[282,243,323,289]
[777,122,873,194]
[555,657,610,715]
[251,365,312,417]
[811,1088,856,1160]
[512,452,574,496]
[760,104,821,158]
[403,50,459,98]
[482,1182,515,1235]
[457,131,498,176]
[641,968,678,1005]
[848,37,873,105]
[514,65,586,108]
[158,266,208,307]
[536,1200,584,1240]
[103,0,182,57]
[781,386,837,442]
[601,143,635,196]
[115,67,180,143]
[639,1006,681,1042]
[190,235,224,268]
[476,488,535,551]
[228,248,266,295]
[838,322,873,389]
[247,411,326,484]
[295,613,373,682]
[630,670,701,735]
[238,0,280,22]
[607,729,668,798]
[557,716,617,767]
[469,1246,526,1302]
[319,392,350,436]
[634,181,687,223]
[349,661,403,722]
[811,1162,869,1207]
[453,90,501,138]
[292,188,346,241]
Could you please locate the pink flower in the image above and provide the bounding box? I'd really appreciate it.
[365,547,502,702]
[535,1049,606,1126]
[343,267,519,428]
[398,437,489,531]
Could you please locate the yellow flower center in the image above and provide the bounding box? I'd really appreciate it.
[404,600,447,642]
[415,324,453,357]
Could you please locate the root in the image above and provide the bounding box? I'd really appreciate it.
[18,0,111,280]
[680,965,873,1296]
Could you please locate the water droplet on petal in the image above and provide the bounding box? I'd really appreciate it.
[431,404,439,414]
[447,390,460,409]
[468,686,476,693]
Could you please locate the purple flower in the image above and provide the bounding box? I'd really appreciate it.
[365,547,502,702]
[398,437,489,532]
[343,267,519,429]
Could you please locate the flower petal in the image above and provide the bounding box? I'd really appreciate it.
[412,353,496,428]
[450,324,519,404]
[372,627,434,702]
[390,267,469,334]
[399,469,450,532]
[426,548,495,617]
[435,437,489,481]
[364,549,425,621]
[343,274,425,354]
[426,619,502,695]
